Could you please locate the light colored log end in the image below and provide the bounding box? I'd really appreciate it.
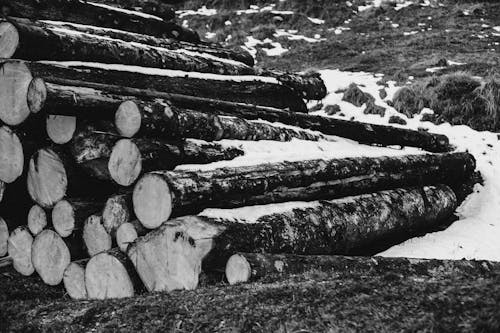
[0,22,19,59]
[63,261,88,300]
[7,226,34,276]
[115,101,141,138]
[108,139,142,187]
[52,200,76,238]
[46,115,76,144]
[0,61,32,125]
[27,148,68,208]
[32,230,70,285]
[27,77,47,114]
[83,215,112,257]
[0,217,9,257]
[0,125,23,183]
[27,205,48,236]
[225,254,252,285]
[116,222,138,253]
[85,252,135,299]
[133,173,172,229]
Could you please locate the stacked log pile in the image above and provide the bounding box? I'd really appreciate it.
[0,0,479,300]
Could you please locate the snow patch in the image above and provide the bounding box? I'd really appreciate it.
[87,2,163,21]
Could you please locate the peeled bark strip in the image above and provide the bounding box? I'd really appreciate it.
[7,226,34,276]
[63,259,89,300]
[27,205,48,236]
[0,216,8,256]
[31,229,70,285]
[116,220,146,252]
[133,152,475,228]
[0,0,199,42]
[226,253,500,285]
[46,115,77,144]
[129,185,457,291]
[102,192,134,236]
[12,60,307,112]
[82,214,112,257]
[0,126,23,183]
[85,248,141,299]
[4,19,252,76]
[52,199,103,238]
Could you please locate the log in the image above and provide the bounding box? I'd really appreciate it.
[116,220,146,252]
[11,60,308,112]
[84,0,175,21]
[63,259,89,300]
[0,255,12,268]
[2,18,252,76]
[82,214,112,257]
[226,253,500,285]
[7,226,34,276]
[46,115,77,144]
[85,248,142,299]
[132,152,475,228]
[0,125,24,183]
[0,216,8,256]
[52,199,103,238]
[27,205,48,236]
[128,185,457,291]
[0,61,35,125]
[102,192,135,236]
[31,229,70,285]
[0,0,199,42]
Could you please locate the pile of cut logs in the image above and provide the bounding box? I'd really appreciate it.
[0,0,479,300]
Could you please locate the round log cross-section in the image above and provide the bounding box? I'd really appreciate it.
[7,226,34,276]
[31,229,71,285]
[0,125,24,183]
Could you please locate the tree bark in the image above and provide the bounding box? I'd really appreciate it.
[10,59,308,112]
[128,185,457,292]
[116,220,147,252]
[102,192,135,237]
[63,258,89,300]
[0,216,8,257]
[85,248,143,299]
[7,226,34,276]
[0,0,199,42]
[3,18,253,76]
[82,214,112,257]
[132,152,475,228]
[31,229,71,285]
[27,205,48,236]
[52,199,104,238]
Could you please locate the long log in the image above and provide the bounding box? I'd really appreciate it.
[7,226,34,276]
[2,18,253,76]
[116,220,147,252]
[0,216,8,256]
[82,214,112,257]
[52,199,103,238]
[27,205,48,236]
[63,259,89,300]
[31,229,71,285]
[128,185,458,292]
[132,152,475,228]
[85,248,142,299]
[102,192,135,237]
[9,60,308,112]
[83,0,175,21]
[0,0,199,42]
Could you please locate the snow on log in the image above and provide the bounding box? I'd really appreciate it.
[82,214,112,257]
[63,259,89,300]
[27,205,48,236]
[132,152,475,228]
[7,60,307,111]
[225,253,500,285]
[31,229,70,285]
[2,18,252,75]
[0,125,24,183]
[116,220,146,252]
[85,248,142,299]
[0,0,199,42]
[7,226,34,276]
[0,216,8,256]
[84,0,175,21]
[102,192,135,236]
[128,185,457,292]
[52,199,103,238]
[46,115,77,144]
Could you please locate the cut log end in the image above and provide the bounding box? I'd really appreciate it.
[27,77,47,114]
[133,174,172,229]
[7,226,34,276]
[63,261,88,300]
[83,215,112,257]
[115,101,141,138]
[85,252,134,299]
[0,217,8,257]
[46,115,77,144]
[27,205,48,236]
[0,22,19,59]
[0,61,32,125]
[0,125,23,183]
[32,230,70,285]
[102,194,131,236]
[27,148,68,208]
[225,254,252,285]
[116,222,139,253]
[108,139,142,186]
[52,200,76,238]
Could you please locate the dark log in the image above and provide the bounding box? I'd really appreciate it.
[31,229,71,285]
[10,59,307,112]
[116,220,146,252]
[85,248,143,299]
[2,18,252,75]
[27,205,48,236]
[103,192,135,237]
[82,214,112,257]
[0,125,23,183]
[128,185,458,292]
[132,152,475,228]
[0,216,8,256]
[63,258,89,300]
[52,199,103,238]
[7,226,34,276]
[46,115,76,144]
[0,0,199,42]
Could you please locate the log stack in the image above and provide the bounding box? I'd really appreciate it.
[0,0,479,301]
